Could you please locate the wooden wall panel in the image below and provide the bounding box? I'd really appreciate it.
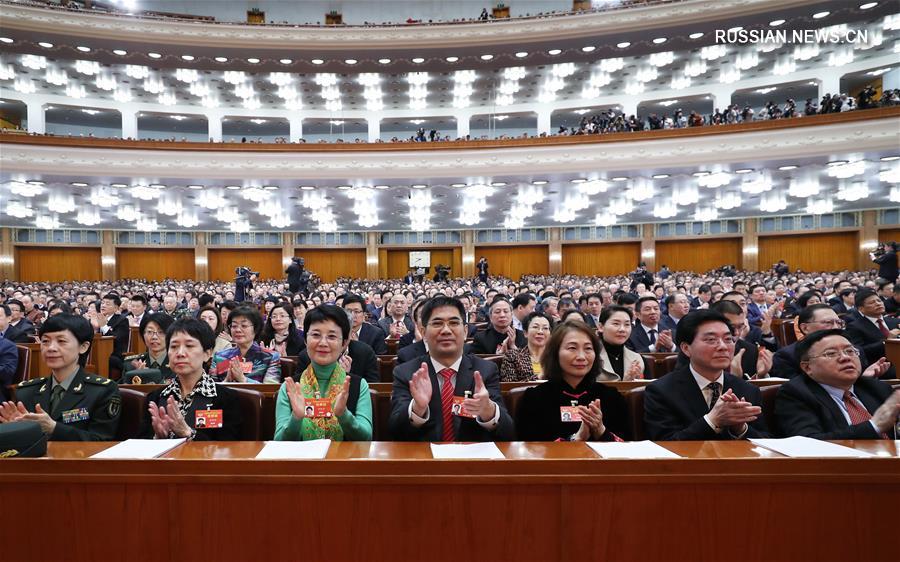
[878,228,900,243]
[382,249,462,280]
[16,247,101,281]
[116,248,195,281]
[207,249,282,281]
[385,250,412,280]
[759,232,858,272]
[561,243,640,276]
[656,238,741,273]
[294,249,366,283]
[474,246,549,280]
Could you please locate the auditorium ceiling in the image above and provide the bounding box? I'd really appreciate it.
[1,151,897,232]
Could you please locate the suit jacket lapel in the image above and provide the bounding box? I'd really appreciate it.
[804,377,849,429]
[425,359,444,439]
[675,367,710,417]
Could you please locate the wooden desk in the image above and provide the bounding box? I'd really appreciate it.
[886,338,900,369]
[1,441,896,562]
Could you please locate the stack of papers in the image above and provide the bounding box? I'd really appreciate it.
[586,440,681,459]
[91,438,187,459]
[430,442,505,459]
[255,439,331,459]
[749,436,873,458]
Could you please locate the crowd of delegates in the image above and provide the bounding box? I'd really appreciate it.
[1,248,899,444]
[565,88,898,135]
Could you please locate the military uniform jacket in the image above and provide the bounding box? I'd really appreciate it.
[15,368,121,441]
[121,351,174,384]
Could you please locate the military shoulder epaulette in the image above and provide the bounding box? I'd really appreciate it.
[84,376,114,385]
[17,377,46,387]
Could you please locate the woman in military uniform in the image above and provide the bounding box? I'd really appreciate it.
[0,314,121,441]
[140,317,242,441]
[122,313,174,384]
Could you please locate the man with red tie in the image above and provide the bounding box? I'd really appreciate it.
[389,296,514,442]
[775,329,899,440]
[845,288,900,367]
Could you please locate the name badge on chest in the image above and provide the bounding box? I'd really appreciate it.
[560,400,583,423]
[194,409,223,429]
[305,398,333,419]
[451,392,476,418]
[61,407,90,424]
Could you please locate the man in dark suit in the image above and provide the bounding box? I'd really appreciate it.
[830,288,856,316]
[5,299,35,338]
[96,293,131,375]
[845,288,900,368]
[0,333,18,402]
[627,296,676,353]
[771,304,875,379]
[378,294,415,339]
[296,339,379,384]
[476,257,489,283]
[365,291,384,322]
[402,270,415,285]
[0,304,32,344]
[745,284,769,328]
[644,310,769,440]
[342,293,387,355]
[470,297,526,354]
[663,293,692,338]
[775,329,899,439]
[389,296,514,442]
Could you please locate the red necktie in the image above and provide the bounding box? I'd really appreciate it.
[843,391,889,439]
[439,368,456,442]
[876,318,891,339]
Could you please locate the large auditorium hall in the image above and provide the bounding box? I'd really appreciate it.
[0,0,899,561]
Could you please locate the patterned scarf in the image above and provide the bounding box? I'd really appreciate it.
[160,372,218,420]
[298,363,346,441]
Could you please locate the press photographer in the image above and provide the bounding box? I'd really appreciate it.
[872,241,898,283]
[234,267,258,303]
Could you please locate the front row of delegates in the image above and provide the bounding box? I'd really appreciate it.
[2,306,897,443]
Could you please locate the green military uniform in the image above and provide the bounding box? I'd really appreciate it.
[15,368,121,441]
[121,351,173,384]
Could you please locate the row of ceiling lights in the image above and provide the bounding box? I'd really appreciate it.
[1,4,881,67]
[13,155,898,192]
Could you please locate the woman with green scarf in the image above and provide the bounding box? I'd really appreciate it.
[274,304,372,441]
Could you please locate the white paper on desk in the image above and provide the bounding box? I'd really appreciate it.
[430,442,505,459]
[586,440,681,459]
[749,436,873,458]
[90,438,186,459]
[255,439,331,460]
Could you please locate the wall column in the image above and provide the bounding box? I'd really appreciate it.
[456,113,471,139]
[548,228,562,275]
[619,99,639,119]
[708,86,733,113]
[207,113,222,142]
[101,231,116,280]
[282,234,294,285]
[818,74,841,100]
[859,210,879,271]
[536,109,552,136]
[194,233,208,281]
[640,224,656,272]
[25,101,45,134]
[461,230,475,278]
[366,116,381,143]
[121,108,138,140]
[742,219,759,271]
[366,232,379,279]
[288,117,303,143]
[0,228,14,280]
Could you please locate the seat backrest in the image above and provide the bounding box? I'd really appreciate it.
[378,356,398,383]
[229,387,264,440]
[475,354,504,370]
[13,345,30,386]
[759,384,780,436]
[503,385,530,421]
[660,355,679,379]
[626,386,646,441]
[374,391,392,441]
[280,356,297,381]
[115,388,147,440]
[385,339,398,355]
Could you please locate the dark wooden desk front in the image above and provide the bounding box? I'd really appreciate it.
[1,440,897,562]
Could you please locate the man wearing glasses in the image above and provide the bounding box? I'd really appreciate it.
[775,329,899,440]
[342,294,387,355]
[644,310,770,441]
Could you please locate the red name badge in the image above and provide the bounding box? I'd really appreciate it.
[195,409,223,429]
[305,398,333,419]
[238,360,253,373]
[560,406,583,423]
[451,396,476,418]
